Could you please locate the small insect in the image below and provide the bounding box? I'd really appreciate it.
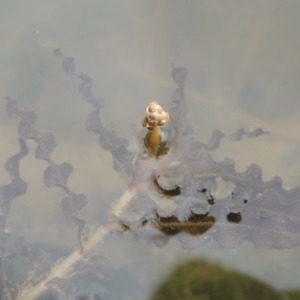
[142,101,170,157]
[142,100,170,130]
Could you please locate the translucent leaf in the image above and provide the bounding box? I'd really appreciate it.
[171,65,188,86]
[204,130,225,151]
[18,111,36,139]
[62,57,76,75]
[55,51,300,251]
[43,162,73,189]
[60,196,72,216]
[35,132,57,160]
[0,138,28,219]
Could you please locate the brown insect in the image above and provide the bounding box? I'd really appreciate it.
[142,101,170,157]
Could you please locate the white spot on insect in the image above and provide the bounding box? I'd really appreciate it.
[142,101,170,130]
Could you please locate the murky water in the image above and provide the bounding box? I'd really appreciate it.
[1,1,300,299]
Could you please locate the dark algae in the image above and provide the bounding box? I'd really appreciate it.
[1,50,300,299]
[151,259,291,300]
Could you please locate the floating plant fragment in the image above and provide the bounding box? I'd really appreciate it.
[2,49,300,300]
[53,50,300,251]
[5,97,87,253]
[85,59,300,250]
[0,137,28,231]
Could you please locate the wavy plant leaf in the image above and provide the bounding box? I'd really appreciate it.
[0,138,28,232]
[2,50,298,300]
[54,50,300,251]
[81,61,298,250]
[5,97,87,253]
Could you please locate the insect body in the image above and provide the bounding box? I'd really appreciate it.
[142,101,170,157]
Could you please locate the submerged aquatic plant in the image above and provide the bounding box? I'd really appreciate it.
[1,49,300,299]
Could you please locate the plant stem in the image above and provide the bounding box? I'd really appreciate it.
[17,189,135,300]
[18,99,167,299]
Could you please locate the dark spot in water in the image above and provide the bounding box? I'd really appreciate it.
[227,212,242,223]
[121,224,130,231]
[153,178,181,197]
[154,212,215,236]
[207,196,215,205]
